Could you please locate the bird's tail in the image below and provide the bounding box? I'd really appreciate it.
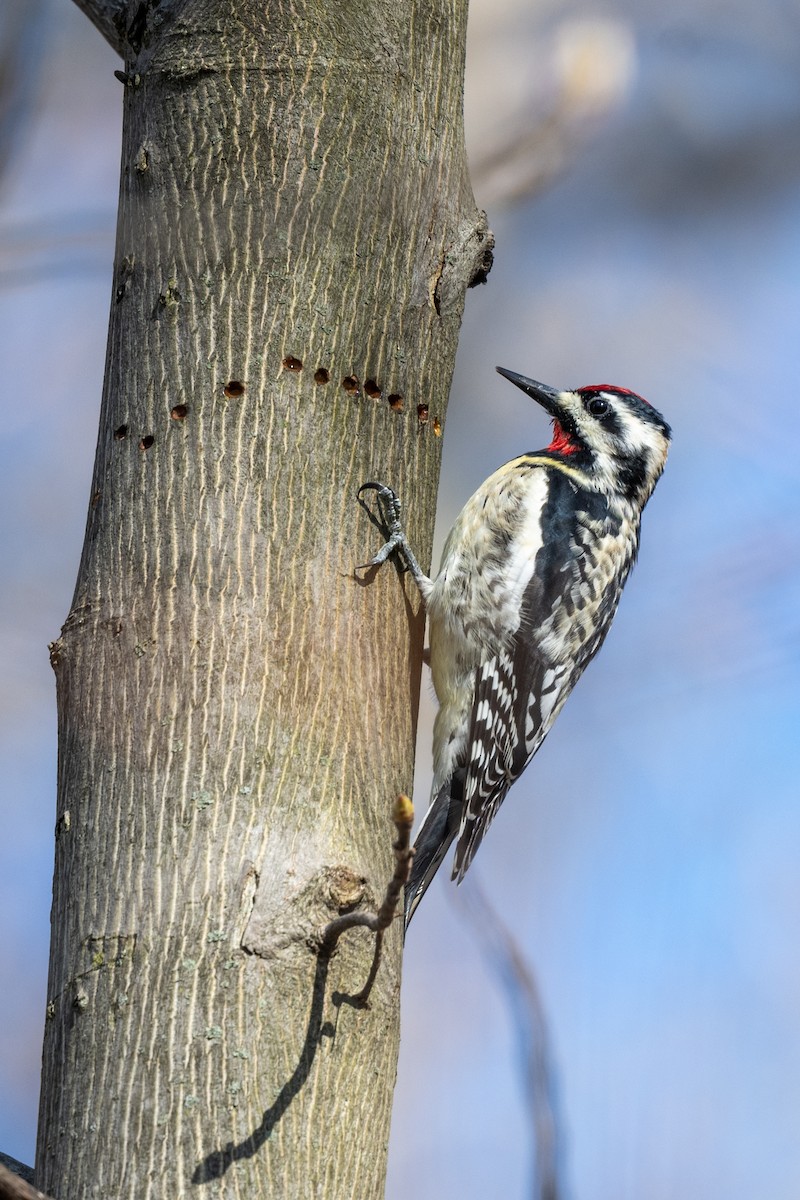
[404,770,464,927]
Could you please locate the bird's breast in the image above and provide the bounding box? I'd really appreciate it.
[426,466,550,692]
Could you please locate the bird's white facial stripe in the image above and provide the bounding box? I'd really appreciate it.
[614,403,660,451]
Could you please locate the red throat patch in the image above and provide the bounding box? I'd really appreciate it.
[547,420,578,456]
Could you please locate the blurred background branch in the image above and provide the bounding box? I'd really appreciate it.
[0,2,47,191]
[458,878,564,1200]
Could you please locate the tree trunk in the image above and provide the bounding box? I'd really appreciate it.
[37,1,490,1197]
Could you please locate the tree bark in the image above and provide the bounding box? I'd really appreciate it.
[37,1,490,1197]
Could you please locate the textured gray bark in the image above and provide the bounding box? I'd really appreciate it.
[38,1,490,1196]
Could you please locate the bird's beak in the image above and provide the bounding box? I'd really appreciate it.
[495,367,567,420]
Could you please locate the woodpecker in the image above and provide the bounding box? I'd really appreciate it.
[360,367,670,926]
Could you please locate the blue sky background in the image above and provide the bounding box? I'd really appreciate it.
[1,3,799,1198]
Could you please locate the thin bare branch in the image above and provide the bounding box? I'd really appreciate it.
[0,1161,52,1200]
[71,0,128,57]
[319,795,415,1001]
[458,880,565,1200]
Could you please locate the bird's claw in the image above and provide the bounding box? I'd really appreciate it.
[357,481,406,572]
[358,481,402,525]
[357,480,429,593]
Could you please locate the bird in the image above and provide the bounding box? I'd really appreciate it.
[359,366,671,925]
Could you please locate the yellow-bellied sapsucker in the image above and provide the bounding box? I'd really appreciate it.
[360,367,671,925]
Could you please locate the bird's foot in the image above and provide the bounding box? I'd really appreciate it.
[357,482,430,594]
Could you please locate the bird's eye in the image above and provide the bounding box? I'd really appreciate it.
[587,396,609,417]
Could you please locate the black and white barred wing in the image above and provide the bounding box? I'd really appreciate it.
[451,602,575,884]
[451,651,517,882]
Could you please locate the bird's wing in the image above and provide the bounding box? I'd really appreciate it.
[450,528,585,884]
[451,648,572,883]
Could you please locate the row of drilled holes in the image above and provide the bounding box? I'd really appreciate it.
[114,404,187,450]
[282,355,436,429]
[283,355,401,408]
[116,362,438,450]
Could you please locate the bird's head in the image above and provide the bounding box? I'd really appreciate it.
[497,366,671,506]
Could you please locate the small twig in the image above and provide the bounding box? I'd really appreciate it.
[319,795,415,981]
